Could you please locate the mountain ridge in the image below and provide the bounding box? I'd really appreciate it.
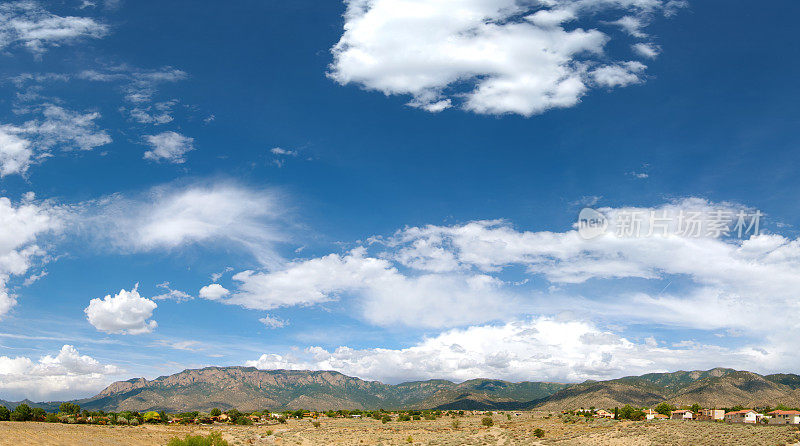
[3,366,800,412]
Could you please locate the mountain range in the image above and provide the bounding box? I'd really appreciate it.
[3,367,800,413]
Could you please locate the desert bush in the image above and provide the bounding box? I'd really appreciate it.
[235,417,252,425]
[533,428,545,438]
[167,432,229,446]
[265,430,273,435]
[277,416,287,424]
[406,436,413,443]
[451,419,460,429]
[398,414,411,421]
[482,417,494,427]
[129,418,140,426]
[312,421,320,428]
[381,415,391,424]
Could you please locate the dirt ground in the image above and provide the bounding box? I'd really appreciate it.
[2,412,800,446]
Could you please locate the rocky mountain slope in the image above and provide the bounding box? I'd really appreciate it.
[534,368,800,409]
[4,367,799,412]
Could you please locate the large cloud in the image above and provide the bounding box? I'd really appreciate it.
[84,286,158,335]
[227,247,515,328]
[329,0,683,115]
[247,317,760,384]
[0,1,108,54]
[0,345,119,401]
[220,197,800,357]
[0,195,61,317]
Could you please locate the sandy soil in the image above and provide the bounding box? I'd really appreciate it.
[2,412,799,445]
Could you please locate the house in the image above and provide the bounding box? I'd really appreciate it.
[670,410,693,420]
[594,409,614,419]
[644,409,668,420]
[767,410,800,425]
[697,409,725,421]
[724,410,761,424]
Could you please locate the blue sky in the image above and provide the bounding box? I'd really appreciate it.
[2,0,800,401]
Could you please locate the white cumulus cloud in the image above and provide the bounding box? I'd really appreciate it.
[328,0,683,116]
[247,317,759,384]
[0,345,119,401]
[84,285,158,335]
[199,283,229,300]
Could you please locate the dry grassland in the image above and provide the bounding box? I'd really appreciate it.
[2,412,800,445]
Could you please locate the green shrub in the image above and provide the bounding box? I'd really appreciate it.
[0,406,9,421]
[533,428,545,438]
[10,404,32,421]
[59,403,80,415]
[32,407,46,421]
[481,417,494,427]
[312,421,320,428]
[381,415,391,424]
[45,413,59,423]
[451,419,460,429]
[167,432,229,446]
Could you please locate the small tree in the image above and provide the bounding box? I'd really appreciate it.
[210,408,222,417]
[59,403,80,415]
[0,406,10,421]
[10,404,32,421]
[690,403,702,414]
[654,403,675,416]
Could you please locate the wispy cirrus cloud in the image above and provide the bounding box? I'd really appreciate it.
[72,182,290,267]
[0,1,108,55]
[0,104,111,176]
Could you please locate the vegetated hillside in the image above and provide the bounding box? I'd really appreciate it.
[75,368,569,412]
[534,369,800,410]
[6,367,800,412]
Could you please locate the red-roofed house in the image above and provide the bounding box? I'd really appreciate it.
[670,410,693,420]
[767,410,800,425]
[724,410,761,424]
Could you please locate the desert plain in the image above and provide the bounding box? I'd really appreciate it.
[2,411,800,446]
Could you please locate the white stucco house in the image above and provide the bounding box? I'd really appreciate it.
[767,410,800,425]
[724,410,761,424]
